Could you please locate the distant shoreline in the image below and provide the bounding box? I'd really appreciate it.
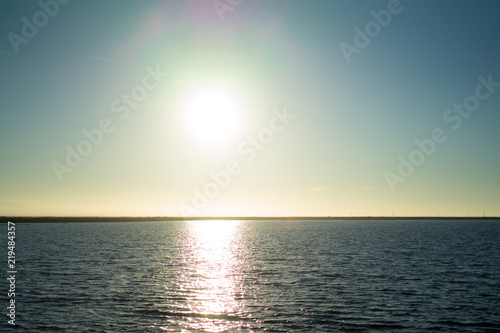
[1,216,499,223]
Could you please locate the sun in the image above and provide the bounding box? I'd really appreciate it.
[180,83,245,150]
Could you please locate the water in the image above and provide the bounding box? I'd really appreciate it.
[2,219,499,332]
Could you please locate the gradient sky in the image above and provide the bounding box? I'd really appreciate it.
[1,0,499,217]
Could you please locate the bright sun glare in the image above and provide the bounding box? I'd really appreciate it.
[181,83,245,150]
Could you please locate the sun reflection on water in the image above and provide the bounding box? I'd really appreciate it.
[182,220,248,332]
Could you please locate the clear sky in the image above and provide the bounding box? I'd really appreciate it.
[1,0,499,217]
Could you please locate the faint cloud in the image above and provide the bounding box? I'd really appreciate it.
[348,187,384,191]
[304,176,332,180]
[255,194,281,201]
[309,186,330,192]
[0,50,123,63]
[0,201,24,207]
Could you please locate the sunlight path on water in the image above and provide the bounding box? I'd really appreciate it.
[170,220,250,332]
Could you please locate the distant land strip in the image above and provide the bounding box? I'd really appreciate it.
[1,216,499,223]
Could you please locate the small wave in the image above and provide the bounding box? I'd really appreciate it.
[137,309,247,321]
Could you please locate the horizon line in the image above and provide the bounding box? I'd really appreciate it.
[1,215,499,223]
